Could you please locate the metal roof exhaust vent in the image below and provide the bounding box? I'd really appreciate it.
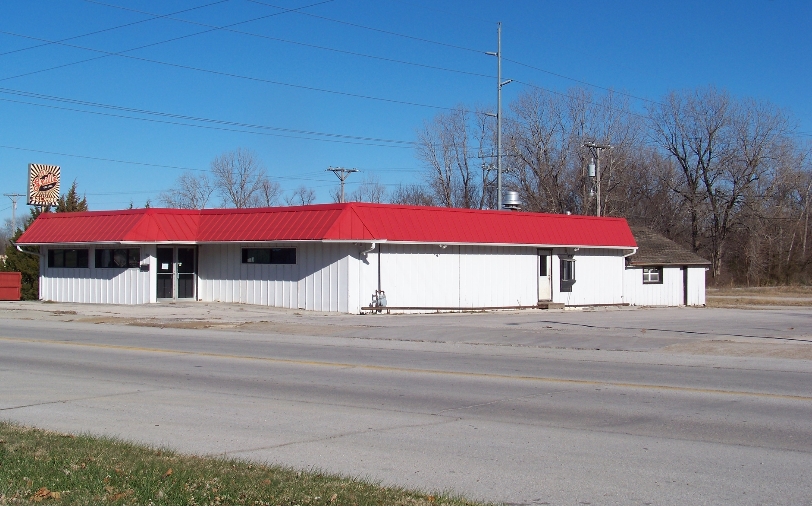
[502,191,521,211]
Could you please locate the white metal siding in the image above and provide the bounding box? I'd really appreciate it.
[39,245,151,304]
[551,248,625,306]
[622,266,684,306]
[197,243,353,313]
[357,244,537,310]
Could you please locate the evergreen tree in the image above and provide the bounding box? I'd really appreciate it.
[2,180,88,299]
[56,180,88,212]
[2,213,41,300]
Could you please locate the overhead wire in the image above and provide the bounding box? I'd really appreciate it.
[504,58,663,107]
[0,30,453,111]
[0,0,233,57]
[82,0,496,81]
[247,0,662,110]
[0,143,352,185]
[246,0,486,54]
[0,88,416,147]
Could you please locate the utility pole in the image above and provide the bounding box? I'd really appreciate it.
[326,167,358,204]
[486,22,512,210]
[4,193,25,233]
[583,142,611,216]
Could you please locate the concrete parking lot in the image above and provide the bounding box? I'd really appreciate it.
[1,301,811,504]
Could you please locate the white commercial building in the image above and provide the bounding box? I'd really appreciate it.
[17,203,706,312]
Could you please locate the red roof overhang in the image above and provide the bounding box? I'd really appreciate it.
[16,203,637,248]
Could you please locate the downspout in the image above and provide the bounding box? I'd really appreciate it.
[360,242,376,257]
[15,243,41,257]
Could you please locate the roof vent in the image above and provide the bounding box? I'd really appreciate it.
[502,191,521,211]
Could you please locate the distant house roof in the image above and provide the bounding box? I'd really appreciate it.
[17,202,637,249]
[628,226,710,266]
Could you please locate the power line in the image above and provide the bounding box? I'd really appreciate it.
[390,0,495,25]
[241,3,667,118]
[0,30,453,111]
[511,79,649,121]
[0,0,232,57]
[84,0,496,81]
[0,88,416,147]
[0,144,204,171]
[0,97,415,148]
[0,144,345,185]
[504,57,662,107]
[246,0,486,55]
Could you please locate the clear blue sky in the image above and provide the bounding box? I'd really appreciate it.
[1,0,810,215]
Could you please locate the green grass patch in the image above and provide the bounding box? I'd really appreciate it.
[0,422,474,505]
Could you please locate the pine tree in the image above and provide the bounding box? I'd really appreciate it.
[56,180,88,212]
[2,213,42,300]
[2,180,88,299]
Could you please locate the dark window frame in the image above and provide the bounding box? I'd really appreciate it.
[241,247,297,265]
[642,266,663,284]
[47,248,89,269]
[560,257,576,293]
[95,248,141,269]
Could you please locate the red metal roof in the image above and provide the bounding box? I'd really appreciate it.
[17,203,637,248]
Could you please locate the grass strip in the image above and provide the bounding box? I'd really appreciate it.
[0,422,474,505]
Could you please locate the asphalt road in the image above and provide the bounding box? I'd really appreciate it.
[1,303,811,504]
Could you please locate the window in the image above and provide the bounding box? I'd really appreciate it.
[643,267,663,284]
[539,255,548,277]
[242,247,296,265]
[560,258,575,292]
[48,249,89,268]
[95,248,141,268]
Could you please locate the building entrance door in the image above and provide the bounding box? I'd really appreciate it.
[156,246,197,300]
[538,249,552,301]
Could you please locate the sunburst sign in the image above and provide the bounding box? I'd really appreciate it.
[27,163,61,206]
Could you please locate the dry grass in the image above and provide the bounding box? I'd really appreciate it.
[707,286,812,297]
[706,297,812,308]
[0,422,475,506]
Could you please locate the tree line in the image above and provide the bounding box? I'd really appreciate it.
[406,86,811,286]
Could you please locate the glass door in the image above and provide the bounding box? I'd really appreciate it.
[156,246,197,300]
[156,247,174,299]
[177,247,196,299]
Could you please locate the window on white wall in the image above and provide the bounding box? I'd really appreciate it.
[242,247,296,264]
[560,258,575,292]
[643,267,663,284]
[95,248,140,268]
[48,249,89,268]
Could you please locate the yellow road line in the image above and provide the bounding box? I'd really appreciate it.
[2,336,810,401]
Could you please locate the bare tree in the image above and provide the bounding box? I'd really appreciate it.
[258,177,282,207]
[159,171,214,209]
[285,186,316,206]
[388,184,436,206]
[210,148,267,208]
[649,87,793,278]
[348,174,387,203]
[416,106,493,208]
[505,88,579,214]
[648,87,730,256]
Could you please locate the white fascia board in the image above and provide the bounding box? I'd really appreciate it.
[326,239,636,250]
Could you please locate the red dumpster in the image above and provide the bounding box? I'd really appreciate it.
[0,272,22,300]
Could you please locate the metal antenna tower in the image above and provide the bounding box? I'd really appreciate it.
[486,22,512,210]
[326,167,358,203]
[4,193,25,233]
[583,142,611,216]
